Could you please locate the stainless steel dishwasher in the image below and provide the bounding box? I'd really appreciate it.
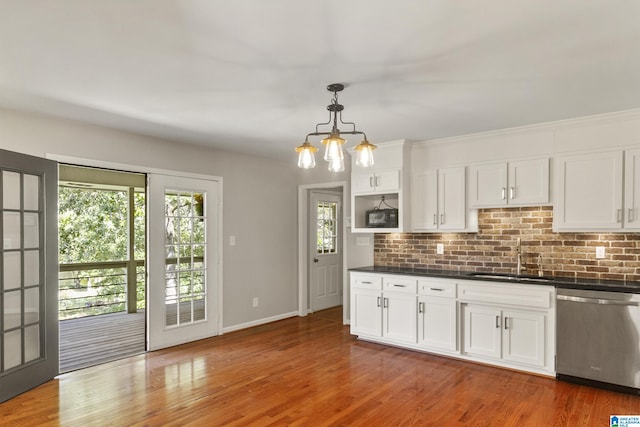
[556,288,640,394]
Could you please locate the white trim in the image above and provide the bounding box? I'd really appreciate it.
[45,154,222,182]
[222,311,299,334]
[297,181,347,323]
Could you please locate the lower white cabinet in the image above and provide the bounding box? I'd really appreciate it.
[417,279,457,352]
[461,304,546,368]
[350,274,417,344]
[350,272,556,376]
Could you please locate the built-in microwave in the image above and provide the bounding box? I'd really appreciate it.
[366,208,398,228]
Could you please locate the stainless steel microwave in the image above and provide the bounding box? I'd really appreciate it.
[366,208,398,228]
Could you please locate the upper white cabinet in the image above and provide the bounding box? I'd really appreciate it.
[352,169,400,194]
[554,149,640,231]
[469,158,550,208]
[624,149,640,229]
[412,167,471,231]
[350,141,410,233]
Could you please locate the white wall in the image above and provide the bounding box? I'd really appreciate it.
[0,108,299,329]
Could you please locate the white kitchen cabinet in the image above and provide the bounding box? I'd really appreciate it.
[461,303,502,359]
[351,287,383,337]
[383,291,417,343]
[350,273,417,344]
[461,304,546,368]
[554,150,640,231]
[417,279,457,352]
[350,141,410,232]
[412,167,469,231]
[458,280,554,373]
[352,169,400,194]
[624,149,640,229]
[501,309,546,368]
[350,272,555,376]
[469,158,549,207]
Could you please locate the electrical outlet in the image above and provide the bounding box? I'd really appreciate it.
[252,297,259,307]
[229,235,236,246]
[596,246,605,259]
[436,243,444,255]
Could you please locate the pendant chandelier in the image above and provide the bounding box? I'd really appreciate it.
[296,83,376,172]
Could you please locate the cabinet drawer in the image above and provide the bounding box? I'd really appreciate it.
[458,281,553,309]
[383,275,417,293]
[351,273,382,290]
[418,279,456,298]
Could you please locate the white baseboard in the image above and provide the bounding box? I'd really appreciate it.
[222,311,299,334]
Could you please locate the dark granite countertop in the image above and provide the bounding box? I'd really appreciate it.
[349,265,640,293]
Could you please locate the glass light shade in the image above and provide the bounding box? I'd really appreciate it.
[296,142,318,169]
[328,156,345,173]
[322,134,346,161]
[354,140,377,167]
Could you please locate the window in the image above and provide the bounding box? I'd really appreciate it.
[316,201,338,254]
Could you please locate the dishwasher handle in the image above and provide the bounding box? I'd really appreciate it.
[557,294,639,307]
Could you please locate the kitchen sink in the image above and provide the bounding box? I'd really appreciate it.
[466,272,554,283]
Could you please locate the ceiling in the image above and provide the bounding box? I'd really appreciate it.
[1,0,640,162]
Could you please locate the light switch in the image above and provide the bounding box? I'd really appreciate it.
[229,235,236,246]
[436,243,444,255]
[356,237,370,246]
[596,246,605,259]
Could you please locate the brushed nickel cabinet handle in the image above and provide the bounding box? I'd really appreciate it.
[501,187,506,200]
[510,187,515,200]
[504,317,509,330]
[629,208,634,222]
[495,315,500,328]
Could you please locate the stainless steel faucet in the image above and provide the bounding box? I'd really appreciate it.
[516,238,526,275]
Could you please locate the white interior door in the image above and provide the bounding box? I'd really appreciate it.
[0,149,58,403]
[147,174,221,351]
[309,192,341,312]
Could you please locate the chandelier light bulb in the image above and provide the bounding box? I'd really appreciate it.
[328,156,345,173]
[322,134,346,161]
[354,140,377,167]
[295,141,318,169]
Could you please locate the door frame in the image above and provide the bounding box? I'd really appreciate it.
[47,154,224,344]
[297,181,347,323]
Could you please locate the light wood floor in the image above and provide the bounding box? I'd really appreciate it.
[2,306,639,426]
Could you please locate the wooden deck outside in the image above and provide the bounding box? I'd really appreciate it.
[59,310,146,373]
[2,305,638,426]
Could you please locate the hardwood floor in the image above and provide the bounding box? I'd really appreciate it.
[1,309,638,426]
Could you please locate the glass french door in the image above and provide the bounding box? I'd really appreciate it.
[0,149,58,403]
[147,174,221,351]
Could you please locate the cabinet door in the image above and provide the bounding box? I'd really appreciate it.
[462,303,502,359]
[624,149,640,230]
[554,151,623,230]
[375,169,400,193]
[439,167,466,230]
[352,173,375,194]
[350,288,382,337]
[469,163,508,207]
[502,309,545,368]
[418,296,457,352]
[508,158,549,206]
[383,292,417,343]
[411,170,438,231]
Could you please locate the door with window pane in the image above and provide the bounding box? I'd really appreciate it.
[0,149,58,403]
[309,192,341,312]
[147,174,220,351]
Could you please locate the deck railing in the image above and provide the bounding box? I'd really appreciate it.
[59,260,145,320]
